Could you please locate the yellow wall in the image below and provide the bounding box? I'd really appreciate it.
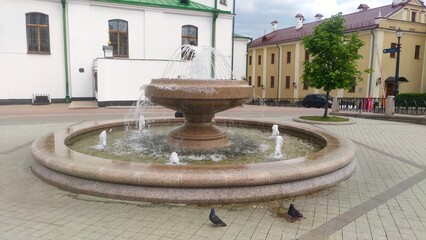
[248,3,426,99]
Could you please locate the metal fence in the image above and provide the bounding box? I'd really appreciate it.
[338,98,386,113]
[394,98,426,115]
[337,97,426,115]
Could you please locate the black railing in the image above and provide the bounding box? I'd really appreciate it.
[338,98,386,113]
[246,97,426,116]
[395,98,426,115]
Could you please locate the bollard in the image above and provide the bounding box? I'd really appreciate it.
[332,97,339,112]
[385,96,395,115]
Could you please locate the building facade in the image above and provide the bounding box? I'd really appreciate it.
[248,0,426,100]
[0,0,242,106]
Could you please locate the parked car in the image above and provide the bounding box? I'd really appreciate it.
[302,94,332,108]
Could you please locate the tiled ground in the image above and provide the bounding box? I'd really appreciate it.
[0,105,425,240]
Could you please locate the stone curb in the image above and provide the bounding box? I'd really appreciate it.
[293,116,355,125]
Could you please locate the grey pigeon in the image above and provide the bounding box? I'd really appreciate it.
[288,204,303,219]
[209,208,227,226]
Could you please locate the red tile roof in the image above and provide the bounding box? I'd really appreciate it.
[249,3,405,48]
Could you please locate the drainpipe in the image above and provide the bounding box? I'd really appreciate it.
[276,44,281,101]
[231,0,235,78]
[211,1,218,79]
[367,30,375,98]
[61,0,71,103]
[212,1,218,48]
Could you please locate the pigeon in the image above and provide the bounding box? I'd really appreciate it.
[209,208,227,227]
[287,204,303,219]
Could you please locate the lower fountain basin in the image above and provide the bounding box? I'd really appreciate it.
[31,118,356,204]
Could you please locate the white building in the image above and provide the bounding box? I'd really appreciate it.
[0,0,247,106]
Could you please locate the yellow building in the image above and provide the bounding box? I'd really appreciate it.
[248,0,426,99]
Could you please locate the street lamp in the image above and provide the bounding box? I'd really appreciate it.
[394,27,402,96]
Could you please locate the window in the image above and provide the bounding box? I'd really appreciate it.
[109,19,128,57]
[182,25,198,46]
[303,82,309,90]
[285,76,290,89]
[348,84,356,93]
[286,51,291,63]
[415,45,421,59]
[257,76,261,87]
[258,55,262,65]
[271,53,275,64]
[220,0,227,5]
[248,76,252,85]
[305,50,309,61]
[390,43,397,58]
[249,56,252,65]
[411,12,417,22]
[270,76,275,88]
[26,12,50,54]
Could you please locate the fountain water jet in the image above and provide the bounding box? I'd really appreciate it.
[138,115,145,132]
[273,136,283,159]
[271,124,280,138]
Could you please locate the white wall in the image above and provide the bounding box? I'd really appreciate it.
[196,0,234,13]
[0,0,236,103]
[233,37,249,80]
[96,59,168,102]
[0,0,66,100]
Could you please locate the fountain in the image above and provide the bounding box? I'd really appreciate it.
[30,45,356,203]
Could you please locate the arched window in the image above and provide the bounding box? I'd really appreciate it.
[26,12,50,54]
[108,19,128,57]
[181,25,198,46]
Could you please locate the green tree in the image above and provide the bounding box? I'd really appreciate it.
[302,13,369,118]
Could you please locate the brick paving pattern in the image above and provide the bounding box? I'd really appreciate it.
[0,104,425,240]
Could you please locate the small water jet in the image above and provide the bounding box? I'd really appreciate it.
[169,152,180,165]
[273,136,284,159]
[93,130,107,150]
[271,124,280,138]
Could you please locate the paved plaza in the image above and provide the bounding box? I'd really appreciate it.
[1,104,426,240]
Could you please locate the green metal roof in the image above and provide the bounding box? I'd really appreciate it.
[234,33,251,39]
[96,0,231,14]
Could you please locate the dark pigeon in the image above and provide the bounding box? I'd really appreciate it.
[209,208,227,227]
[287,204,303,219]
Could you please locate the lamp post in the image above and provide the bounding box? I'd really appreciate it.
[393,28,402,96]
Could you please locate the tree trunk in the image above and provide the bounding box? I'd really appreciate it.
[323,91,330,118]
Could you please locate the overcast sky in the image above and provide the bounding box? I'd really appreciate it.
[234,0,393,39]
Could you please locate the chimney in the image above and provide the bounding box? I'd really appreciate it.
[314,13,323,21]
[392,0,407,6]
[271,20,278,32]
[295,14,304,30]
[357,4,369,11]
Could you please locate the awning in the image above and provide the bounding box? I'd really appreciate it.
[385,76,409,82]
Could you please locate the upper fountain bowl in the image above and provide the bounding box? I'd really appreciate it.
[145,79,252,150]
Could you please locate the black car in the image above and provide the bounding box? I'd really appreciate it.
[302,94,332,108]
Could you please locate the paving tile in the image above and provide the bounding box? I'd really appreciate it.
[1,106,426,240]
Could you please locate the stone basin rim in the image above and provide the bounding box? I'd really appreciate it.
[31,118,356,189]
